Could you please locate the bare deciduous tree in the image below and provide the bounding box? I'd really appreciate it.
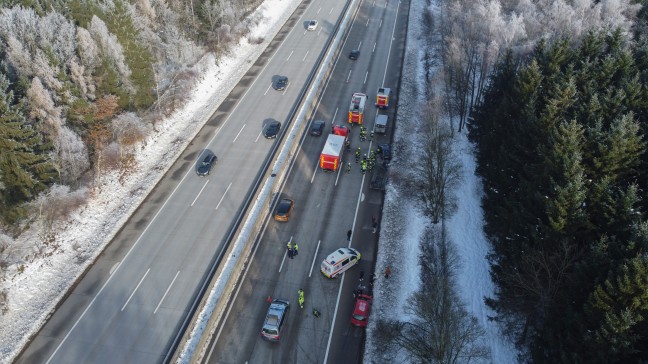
[414,99,462,224]
[376,227,490,363]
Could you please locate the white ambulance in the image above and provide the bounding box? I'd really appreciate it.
[320,247,361,278]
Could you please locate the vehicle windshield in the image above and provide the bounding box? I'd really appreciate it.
[352,314,366,320]
[278,202,290,213]
[262,327,278,335]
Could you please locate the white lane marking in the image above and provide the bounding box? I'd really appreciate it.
[373,42,377,53]
[358,41,363,49]
[255,130,263,143]
[286,50,294,61]
[215,183,232,210]
[213,126,220,136]
[110,262,121,275]
[302,50,309,61]
[382,0,400,86]
[309,240,321,277]
[380,18,383,28]
[364,71,369,84]
[191,180,210,206]
[310,159,319,183]
[154,270,180,314]
[278,236,293,272]
[373,0,376,6]
[331,107,339,124]
[233,124,246,143]
[329,7,333,14]
[366,18,370,27]
[346,70,352,83]
[323,271,348,364]
[121,268,150,311]
[335,160,343,186]
[264,84,272,95]
[283,83,290,95]
[317,7,321,14]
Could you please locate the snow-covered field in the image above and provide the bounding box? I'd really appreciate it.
[0,0,301,362]
[0,0,519,362]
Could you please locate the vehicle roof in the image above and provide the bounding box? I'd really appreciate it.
[375,115,388,126]
[322,134,345,156]
[325,247,358,264]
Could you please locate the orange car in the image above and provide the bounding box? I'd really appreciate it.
[274,198,294,222]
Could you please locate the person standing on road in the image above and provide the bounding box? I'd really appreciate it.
[287,242,293,259]
[347,229,352,241]
[298,289,305,308]
[293,243,299,257]
[385,266,392,279]
[346,162,351,174]
[355,148,361,163]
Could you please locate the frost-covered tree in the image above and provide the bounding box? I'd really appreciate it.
[53,126,90,185]
[26,77,63,135]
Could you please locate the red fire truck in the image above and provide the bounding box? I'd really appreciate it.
[320,134,346,171]
[375,87,391,109]
[348,93,367,124]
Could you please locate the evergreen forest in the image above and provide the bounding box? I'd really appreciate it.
[470,6,648,363]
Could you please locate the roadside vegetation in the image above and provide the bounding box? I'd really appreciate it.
[372,0,648,362]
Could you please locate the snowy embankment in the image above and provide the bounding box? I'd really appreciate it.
[0,0,301,362]
[364,0,519,362]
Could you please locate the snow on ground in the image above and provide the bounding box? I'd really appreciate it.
[0,0,301,362]
[365,0,519,362]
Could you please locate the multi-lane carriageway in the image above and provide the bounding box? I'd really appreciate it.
[16,0,409,363]
[202,0,408,362]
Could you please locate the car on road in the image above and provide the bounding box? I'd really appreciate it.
[349,50,360,60]
[196,154,217,176]
[310,120,326,136]
[377,143,391,163]
[273,76,288,91]
[321,247,361,278]
[263,120,281,139]
[307,20,318,31]
[351,294,372,327]
[261,299,290,341]
[274,198,294,221]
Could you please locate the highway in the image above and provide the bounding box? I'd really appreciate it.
[204,0,409,362]
[15,1,351,363]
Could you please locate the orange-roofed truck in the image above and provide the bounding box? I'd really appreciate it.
[320,134,346,172]
[348,93,367,124]
[375,87,391,109]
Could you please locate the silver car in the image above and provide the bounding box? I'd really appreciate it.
[261,299,290,341]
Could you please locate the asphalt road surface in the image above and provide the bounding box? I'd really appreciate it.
[15,1,350,363]
[204,0,410,362]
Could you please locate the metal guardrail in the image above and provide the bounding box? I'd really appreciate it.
[167,0,362,362]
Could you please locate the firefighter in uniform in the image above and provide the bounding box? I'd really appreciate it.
[298,289,305,308]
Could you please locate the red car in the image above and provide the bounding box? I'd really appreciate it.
[351,294,372,327]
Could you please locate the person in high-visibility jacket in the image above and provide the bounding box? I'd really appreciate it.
[298,289,305,308]
[293,243,299,257]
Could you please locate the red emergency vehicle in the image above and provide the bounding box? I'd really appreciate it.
[320,134,346,171]
[348,93,367,124]
[375,87,391,109]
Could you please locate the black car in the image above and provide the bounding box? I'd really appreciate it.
[310,120,325,136]
[349,50,360,60]
[197,154,217,176]
[263,120,281,139]
[377,143,391,163]
[273,76,288,91]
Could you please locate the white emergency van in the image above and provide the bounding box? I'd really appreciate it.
[320,247,361,278]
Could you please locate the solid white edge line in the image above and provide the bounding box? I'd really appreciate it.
[121,268,151,312]
[155,270,181,314]
[309,240,321,277]
[214,182,233,210]
[191,180,210,206]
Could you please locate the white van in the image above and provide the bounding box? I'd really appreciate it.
[320,247,361,278]
[374,114,388,134]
